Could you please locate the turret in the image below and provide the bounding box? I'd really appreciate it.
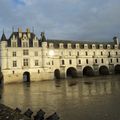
[1,32,7,48]
[41,32,47,68]
[41,32,46,42]
[41,32,47,48]
[113,36,119,45]
[1,32,7,41]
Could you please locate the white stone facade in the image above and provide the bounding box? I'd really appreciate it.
[0,28,120,84]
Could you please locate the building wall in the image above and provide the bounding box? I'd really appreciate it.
[0,31,120,84]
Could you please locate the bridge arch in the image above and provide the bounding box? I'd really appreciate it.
[99,65,109,75]
[23,71,30,82]
[115,64,120,74]
[66,67,77,78]
[54,69,60,79]
[83,66,94,76]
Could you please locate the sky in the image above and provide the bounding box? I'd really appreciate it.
[0,0,120,41]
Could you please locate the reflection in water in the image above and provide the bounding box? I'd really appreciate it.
[0,75,120,120]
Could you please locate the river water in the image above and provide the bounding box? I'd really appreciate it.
[0,75,120,120]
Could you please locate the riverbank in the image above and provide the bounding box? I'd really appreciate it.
[0,104,30,120]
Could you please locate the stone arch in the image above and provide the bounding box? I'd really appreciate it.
[114,64,120,74]
[66,67,77,78]
[99,65,109,75]
[23,71,30,82]
[54,69,60,79]
[83,66,94,76]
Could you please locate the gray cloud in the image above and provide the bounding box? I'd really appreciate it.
[0,0,120,41]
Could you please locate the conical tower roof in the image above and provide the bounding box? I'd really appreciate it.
[1,32,7,41]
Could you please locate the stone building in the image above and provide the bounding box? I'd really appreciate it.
[0,28,120,84]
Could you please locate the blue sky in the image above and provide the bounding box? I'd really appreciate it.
[0,0,120,41]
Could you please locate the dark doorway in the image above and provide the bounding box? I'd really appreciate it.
[66,67,77,78]
[115,64,120,74]
[83,66,94,76]
[99,66,109,75]
[23,72,30,82]
[54,69,60,79]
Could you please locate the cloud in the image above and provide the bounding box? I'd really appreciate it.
[0,0,120,41]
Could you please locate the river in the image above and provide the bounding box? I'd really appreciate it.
[0,75,120,120]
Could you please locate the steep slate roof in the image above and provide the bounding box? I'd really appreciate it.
[0,30,118,49]
[47,39,115,49]
[8,32,38,47]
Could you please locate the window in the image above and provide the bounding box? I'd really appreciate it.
[101,51,103,56]
[69,60,72,64]
[49,43,53,48]
[35,51,38,56]
[23,59,29,66]
[86,59,88,64]
[78,60,81,64]
[23,50,29,55]
[12,42,17,47]
[62,60,65,65]
[76,44,79,49]
[116,52,118,55]
[60,44,63,48]
[35,60,39,66]
[77,51,79,56]
[110,59,112,63]
[85,51,88,56]
[116,58,119,63]
[52,60,54,65]
[69,51,71,56]
[13,61,17,67]
[61,51,63,55]
[13,52,16,57]
[101,59,104,63]
[95,59,97,63]
[23,42,28,47]
[34,42,38,47]
[93,51,95,56]
[108,52,110,57]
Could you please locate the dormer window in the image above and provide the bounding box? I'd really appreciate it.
[92,44,96,49]
[84,44,88,49]
[34,42,38,47]
[99,44,103,49]
[59,43,63,48]
[114,45,118,49]
[23,42,28,47]
[67,43,71,49]
[107,44,111,49]
[76,44,79,49]
[12,41,17,47]
[49,43,53,48]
